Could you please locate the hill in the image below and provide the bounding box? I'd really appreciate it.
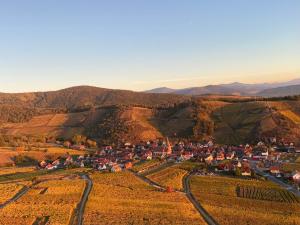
[144,87,176,94]
[0,86,190,123]
[1,86,300,145]
[258,84,300,97]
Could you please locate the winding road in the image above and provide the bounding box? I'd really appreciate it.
[183,173,219,225]
[130,167,218,225]
[76,174,93,225]
[129,170,166,191]
[250,161,300,197]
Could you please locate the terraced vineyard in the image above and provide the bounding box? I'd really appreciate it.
[0,178,85,225]
[131,159,163,173]
[0,182,30,205]
[237,185,299,203]
[190,176,300,225]
[146,161,200,191]
[83,171,205,225]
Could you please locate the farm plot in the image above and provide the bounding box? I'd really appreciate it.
[146,161,200,191]
[0,178,85,225]
[132,159,163,173]
[83,171,205,225]
[0,182,30,205]
[0,167,36,176]
[237,186,299,203]
[190,176,300,225]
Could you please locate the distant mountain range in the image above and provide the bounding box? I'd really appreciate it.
[145,78,300,97]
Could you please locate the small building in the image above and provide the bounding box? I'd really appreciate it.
[111,164,122,173]
[270,166,280,175]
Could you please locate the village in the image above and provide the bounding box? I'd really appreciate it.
[38,138,300,191]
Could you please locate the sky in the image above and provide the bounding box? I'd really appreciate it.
[0,0,299,92]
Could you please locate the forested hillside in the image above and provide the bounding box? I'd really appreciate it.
[1,86,300,145]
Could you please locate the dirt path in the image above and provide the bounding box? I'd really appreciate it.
[129,170,166,191]
[75,174,93,225]
[0,185,30,209]
[183,173,219,225]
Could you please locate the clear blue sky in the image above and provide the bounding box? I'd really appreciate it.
[0,0,299,92]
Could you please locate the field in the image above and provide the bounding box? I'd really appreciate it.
[190,176,300,225]
[0,166,36,176]
[0,182,30,205]
[279,110,300,124]
[0,177,85,225]
[0,147,84,167]
[83,171,205,225]
[132,159,163,173]
[237,185,299,203]
[281,162,300,172]
[146,161,200,190]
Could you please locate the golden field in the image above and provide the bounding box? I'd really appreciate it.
[190,176,300,225]
[0,166,36,176]
[0,178,85,225]
[132,159,163,173]
[146,161,199,191]
[83,171,205,225]
[0,182,30,205]
[0,146,84,167]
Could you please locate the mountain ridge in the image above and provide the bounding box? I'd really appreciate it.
[144,78,300,96]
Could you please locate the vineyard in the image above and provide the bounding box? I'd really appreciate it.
[83,171,205,225]
[0,177,85,225]
[131,159,163,173]
[0,182,30,205]
[190,176,300,225]
[146,161,200,191]
[237,185,299,203]
[0,167,36,176]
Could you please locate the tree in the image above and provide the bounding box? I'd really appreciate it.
[72,134,87,145]
[86,139,97,148]
[235,167,242,177]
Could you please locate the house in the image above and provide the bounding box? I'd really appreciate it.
[270,166,280,175]
[241,167,251,176]
[292,171,300,183]
[205,154,214,164]
[111,164,122,172]
[181,151,193,160]
[216,152,225,161]
[124,162,133,169]
[226,152,235,160]
[64,156,73,166]
[39,160,48,168]
[142,151,152,160]
[98,164,107,171]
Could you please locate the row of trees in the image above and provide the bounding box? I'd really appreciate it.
[62,134,97,149]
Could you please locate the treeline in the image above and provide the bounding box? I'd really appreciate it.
[0,105,66,123]
[0,135,47,147]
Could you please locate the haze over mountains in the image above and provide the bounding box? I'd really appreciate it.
[145,78,300,97]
